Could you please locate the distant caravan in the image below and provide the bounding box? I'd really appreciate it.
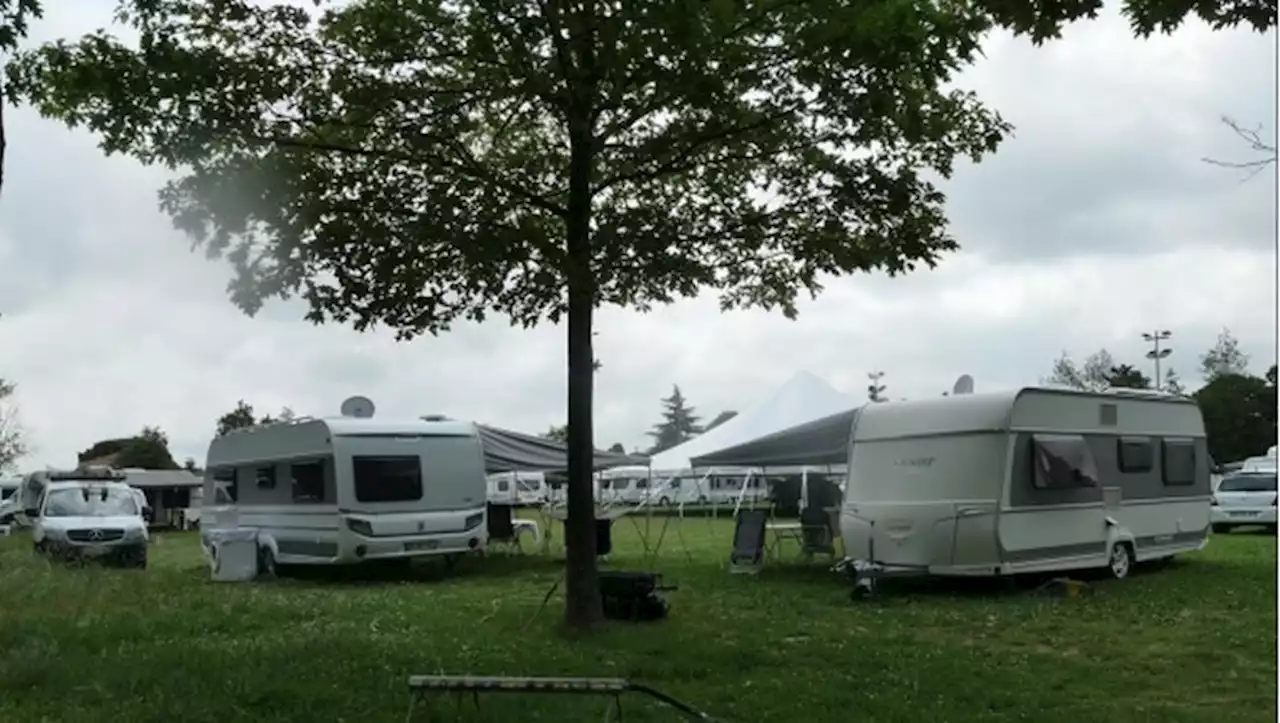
[201,399,488,574]
[841,387,1211,582]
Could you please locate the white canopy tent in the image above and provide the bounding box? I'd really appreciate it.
[607,370,857,479]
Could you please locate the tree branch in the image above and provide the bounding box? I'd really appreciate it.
[595,106,801,193]
[264,134,568,217]
[1201,116,1277,181]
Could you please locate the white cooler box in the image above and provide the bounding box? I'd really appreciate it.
[204,527,261,582]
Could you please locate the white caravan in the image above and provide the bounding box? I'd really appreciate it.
[486,471,549,506]
[841,387,1211,581]
[201,414,488,571]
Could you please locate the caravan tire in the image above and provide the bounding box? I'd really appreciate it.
[658,497,670,507]
[1107,542,1134,580]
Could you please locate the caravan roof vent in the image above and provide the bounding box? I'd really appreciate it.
[420,414,451,422]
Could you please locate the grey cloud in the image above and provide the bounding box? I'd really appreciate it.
[942,20,1276,261]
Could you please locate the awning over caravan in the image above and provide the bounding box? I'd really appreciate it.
[476,425,648,474]
[688,407,861,469]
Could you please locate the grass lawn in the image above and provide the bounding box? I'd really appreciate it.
[0,515,1274,723]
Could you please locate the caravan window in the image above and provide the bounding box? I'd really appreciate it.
[1031,434,1099,489]
[353,456,423,503]
[255,466,277,490]
[1117,437,1154,474]
[291,461,327,503]
[1162,439,1196,486]
[211,468,237,504]
[497,479,510,492]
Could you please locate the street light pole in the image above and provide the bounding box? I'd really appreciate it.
[1141,330,1173,391]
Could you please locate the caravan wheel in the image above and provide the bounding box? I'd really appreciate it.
[1107,542,1134,580]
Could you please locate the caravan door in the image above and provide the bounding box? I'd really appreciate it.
[1000,434,1107,570]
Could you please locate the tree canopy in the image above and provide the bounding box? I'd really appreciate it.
[543,425,569,444]
[1199,327,1251,382]
[78,427,180,470]
[647,385,701,454]
[8,0,1273,630]
[1104,363,1151,389]
[216,399,295,436]
[1194,370,1276,465]
[0,376,26,473]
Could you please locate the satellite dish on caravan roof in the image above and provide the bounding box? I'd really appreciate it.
[340,395,376,419]
[952,374,975,395]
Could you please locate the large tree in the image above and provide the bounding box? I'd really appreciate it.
[1044,349,1116,391]
[544,424,569,444]
[8,0,1271,630]
[0,377,27,473]
[0,0,44,195]
[1194,372,1276,465]
[647,385,701,454]
[1105,363,1151,389]
[78,427,180,470]
[215,399,295,436]
[1199,327,1251,382]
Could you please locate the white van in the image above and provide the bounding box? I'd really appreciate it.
[30,480,150,568]
[841,387,1210,581]
[201,415,488,572]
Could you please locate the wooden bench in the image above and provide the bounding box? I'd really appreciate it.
[405,674,716,722]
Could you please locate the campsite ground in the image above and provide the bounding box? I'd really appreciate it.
[0,517,1274,723]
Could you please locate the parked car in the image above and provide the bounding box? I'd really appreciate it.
[29,481,150,568]
[1210,471,1278,534]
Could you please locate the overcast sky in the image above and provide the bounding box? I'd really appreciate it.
[0,5,1275,470]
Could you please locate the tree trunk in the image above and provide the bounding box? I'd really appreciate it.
[0,80,7,197]
[562,115,602,631]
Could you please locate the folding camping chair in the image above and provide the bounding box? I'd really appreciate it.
[486,503,523,554]
[729,509,769,574]
[798,505,837,562]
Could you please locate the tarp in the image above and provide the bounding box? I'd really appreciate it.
[643,371,857,473]
[476,425,648,474]
[688,407,861,469]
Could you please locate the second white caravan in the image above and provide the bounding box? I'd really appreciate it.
[201,415,488,572]
[841,387,1211,581]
